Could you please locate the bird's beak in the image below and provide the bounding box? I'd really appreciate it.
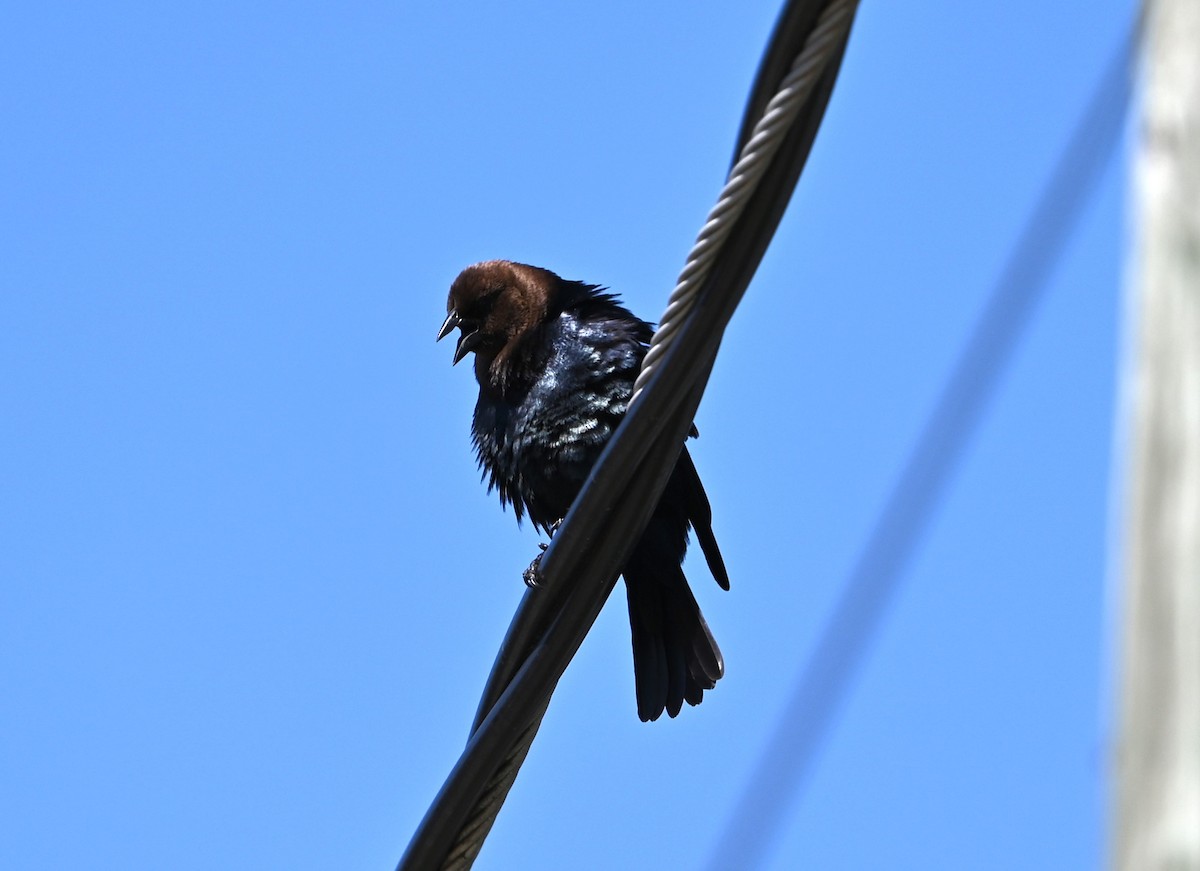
[437,310,461,342]
[452,330,483,366]
[437,310,483,366]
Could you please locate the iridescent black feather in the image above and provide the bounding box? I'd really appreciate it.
[442,260,728,721]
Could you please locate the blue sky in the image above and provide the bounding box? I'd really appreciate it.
[2,2,1136,869]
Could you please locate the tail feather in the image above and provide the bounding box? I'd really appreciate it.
[621,446,727,722]
[624,552,724,722]
[677,447,730,590]
[626,579,668,721]
[689,613,724,685]
[663,613,688,719]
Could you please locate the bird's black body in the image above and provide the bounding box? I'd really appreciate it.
[440,260,728,721]
[469,284,649,528]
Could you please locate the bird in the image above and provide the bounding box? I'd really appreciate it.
[438,259,729,721]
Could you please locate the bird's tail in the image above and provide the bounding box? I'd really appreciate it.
[623,525,724,722]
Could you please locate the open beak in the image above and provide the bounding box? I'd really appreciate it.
[437,310,483,366]
[437,310,461,342]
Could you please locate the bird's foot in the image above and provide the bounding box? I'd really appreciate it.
[523,542,549,589]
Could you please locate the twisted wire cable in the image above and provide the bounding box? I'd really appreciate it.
[426,8,858,870]
[439,704,547,871]
[632,0,858,403]
[398,3,859,868]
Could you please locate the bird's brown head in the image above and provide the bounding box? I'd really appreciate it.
[438,260,559,368]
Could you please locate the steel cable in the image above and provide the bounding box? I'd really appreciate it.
[633,0,857,402]
[397,2,860,867]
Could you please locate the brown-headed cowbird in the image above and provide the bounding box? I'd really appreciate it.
[438,260,728,721]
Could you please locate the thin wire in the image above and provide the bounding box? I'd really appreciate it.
[705,27,1136,871]
[632,0,858,403]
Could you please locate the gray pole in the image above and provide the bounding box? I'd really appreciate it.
[1116,1,1200,868]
